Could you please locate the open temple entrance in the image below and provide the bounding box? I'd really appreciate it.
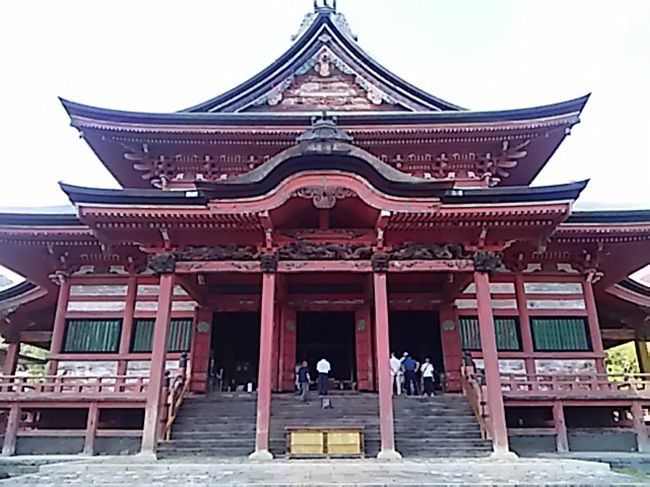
[211,312,260,392]
[296,311,357,388]
[389,310,444,387]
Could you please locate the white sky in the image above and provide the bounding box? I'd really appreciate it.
[0,0,649,210]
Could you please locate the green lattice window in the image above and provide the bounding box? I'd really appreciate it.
[531,317,590,351]
[460,317,521,351]
[63,319,121,353]
[130,318,192,353]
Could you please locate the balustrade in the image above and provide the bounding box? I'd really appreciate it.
[0,374,149,398]
[500,372,650,398]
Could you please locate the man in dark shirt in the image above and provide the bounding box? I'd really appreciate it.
[297,360,311,402]
[402,353,419,396]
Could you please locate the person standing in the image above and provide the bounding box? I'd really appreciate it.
[421,357,435,397]
[297,360,311,402]
[316,357,331,396]
[402,352,419,396]
[389,352,402,395]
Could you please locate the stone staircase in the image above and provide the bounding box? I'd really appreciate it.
[158,391,491,458]
[270,392,381,457]
[394,393,492,457]
[157,392,256,458]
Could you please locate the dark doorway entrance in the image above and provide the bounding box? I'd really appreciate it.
[211,312,260,392]
[296,311,356,385]
[389,311,444,383]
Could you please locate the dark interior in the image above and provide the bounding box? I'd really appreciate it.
[388,310,444,377]
[211,312,260,391]
[296,311,356,383]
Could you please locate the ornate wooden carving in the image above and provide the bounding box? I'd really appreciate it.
[281,229,370,240]
[147,253,176,274]
[248,47,398,112]
[278,241,372,260]
[175,245,259,261]
[389,242,469,260]
[292,186,356,209]
[260,253,279,273]
[473,251,503,275]
[371,253,390,273]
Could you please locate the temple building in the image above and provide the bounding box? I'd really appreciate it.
[0,2,649,458]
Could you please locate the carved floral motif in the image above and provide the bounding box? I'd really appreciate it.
[175,245,259,261]
[278,241,372,260]
[292,186,356,209]
[389,242,469,260]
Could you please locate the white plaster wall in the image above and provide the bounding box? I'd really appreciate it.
[534,359,596,374]
[473,359,525,374]
[57,360,118,377]
[524,282,583,294]
[70,284,128,296]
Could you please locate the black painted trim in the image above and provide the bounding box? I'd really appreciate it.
[566,209,650,224]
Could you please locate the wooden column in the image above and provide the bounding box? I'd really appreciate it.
[117,277,138,378]
[372,262,401,459]
[83,402,99,455]
[2,342,20,376]
[271,303,281,392]
[250,263,276,460]
[632,402,649,453]
[355,306,373,391]
[140,273,174,454]
[474,270,511,456]
[514,275,536,375]
[552,401,569,453]
[47,279,71,375]
[439,304,463,392]
[1,404,20,456]
[582,279,605,373]
[635,338,650,374]
[279,306,297,391]
[190,306,213,393]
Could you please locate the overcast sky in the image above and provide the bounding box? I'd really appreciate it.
[0,0,649,211]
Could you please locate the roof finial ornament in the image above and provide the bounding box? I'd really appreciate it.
[314,0,336,12]
[296,111,353,143]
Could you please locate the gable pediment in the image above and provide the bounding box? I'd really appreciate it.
[182,10,463,114]
[243,47,406,112]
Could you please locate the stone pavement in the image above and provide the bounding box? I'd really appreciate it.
[0,457,640,486]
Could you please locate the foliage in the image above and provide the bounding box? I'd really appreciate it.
[605,341,640,376]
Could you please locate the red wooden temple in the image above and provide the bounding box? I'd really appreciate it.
[1,3,649,458]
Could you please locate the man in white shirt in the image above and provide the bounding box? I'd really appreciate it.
[316,357,331,396]
[389,352,402,395]
[421,357,435,397]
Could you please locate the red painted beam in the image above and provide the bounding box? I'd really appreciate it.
[175,259,475,274]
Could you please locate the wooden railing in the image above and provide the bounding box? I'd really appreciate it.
[460,365,489,439]
[163,355,191,441]
[0,375,149,399]
[500,373,650,399]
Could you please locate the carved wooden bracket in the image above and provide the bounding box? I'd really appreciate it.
[147,253,176,274]
[371,253,390,273]
[472,251,503,275]
[260,253,279,273]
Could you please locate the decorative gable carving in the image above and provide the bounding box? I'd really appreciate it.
[243,47,406,112]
